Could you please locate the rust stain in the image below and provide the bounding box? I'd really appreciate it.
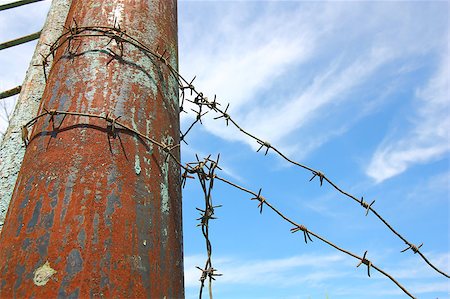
[0,0,183,297]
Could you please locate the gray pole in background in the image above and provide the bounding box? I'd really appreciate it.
[0,0,71,232]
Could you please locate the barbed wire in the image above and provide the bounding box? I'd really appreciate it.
[16,21,446,297]
[214,176,417,298]
[191,154,223,299]
[182,155,418,298]
[20,105,417,298]
[20,108,181,164]
[173,49,449,281]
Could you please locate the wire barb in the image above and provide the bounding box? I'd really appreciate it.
[290,224,313,244]
[213,103,230,126]
[250,188,266,214]
[401,243,423,254]
[22,25,444,298]
[21,125,29,146]
[256,140,271,156]
[356,250,372,277]
[106,112,121,138]
[309,171,325,186]
[360,197,376,216]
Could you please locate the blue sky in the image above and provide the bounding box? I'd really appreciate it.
[0,1,449,298]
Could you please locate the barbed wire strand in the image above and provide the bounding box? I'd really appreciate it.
[34,21,449,279]
[193,154,222,299]
[214,175,417,298]
[15,23,444,297]
[171,56,450,280]
[185,157,416,299]
[20,107,416,298]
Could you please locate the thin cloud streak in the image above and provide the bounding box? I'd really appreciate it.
[367,54,449,182]
[179,3,322,143]
[241,46,393,148]
[185,251,450,296]
[180,2,447,163]
[184,253,346,288]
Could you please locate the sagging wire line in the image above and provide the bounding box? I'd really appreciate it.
[24,22,447,294]
[0,31,41,50]
[20,103,416,298]
[184,156,417,299]
[175,65,450,280]
[20,109,182,166]
[0,0,45,11]
[0,85,21,100]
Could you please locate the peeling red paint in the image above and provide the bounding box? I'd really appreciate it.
[0,1,183,297]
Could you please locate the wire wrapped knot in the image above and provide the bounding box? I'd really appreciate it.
[360,197,376,216]
[309,171,325,186]
[250,188,266,214]
[43,107,59,130]
[257,140,271,155]
[401,242,423,254]
[196,266,222,282]
[356,250,372,277]
[291,224,313,244]
[194,92,204,104]
[196,207,217,227]
[155,46,168,65]
[106,112,121,138]
[214,103,231,126]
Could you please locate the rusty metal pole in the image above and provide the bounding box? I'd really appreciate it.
[0,0,183,298]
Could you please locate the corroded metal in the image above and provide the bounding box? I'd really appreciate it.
[0,0,183,298]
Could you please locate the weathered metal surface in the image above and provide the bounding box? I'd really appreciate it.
[0,0,183,298]
[0,0,72,234]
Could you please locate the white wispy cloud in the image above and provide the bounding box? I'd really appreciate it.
[180,3,317,108]
[180,2,447,161]
[240,46,392,149]
[179,3,322,145]
[185,250,450,297]
[184,253,346,288]
[367,53,449,182]
[387,252,450,280]
[404,171,450,205]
